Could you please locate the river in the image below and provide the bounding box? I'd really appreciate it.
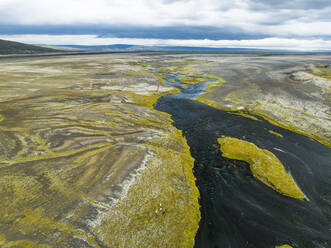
[153,70,331,248]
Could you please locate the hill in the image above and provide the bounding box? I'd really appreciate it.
[0,39,58,55]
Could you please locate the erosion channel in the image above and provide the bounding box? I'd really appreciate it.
[153,69,331,248]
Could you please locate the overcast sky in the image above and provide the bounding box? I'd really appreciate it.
[0,0,331,50]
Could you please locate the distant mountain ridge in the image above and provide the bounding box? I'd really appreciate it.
[55,44,134,50]
[55,44,273,52]
[55,44,330,53]
[1,39,329,55]
[0,39,58,55]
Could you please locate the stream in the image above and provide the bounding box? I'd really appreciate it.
[153,70,331,248]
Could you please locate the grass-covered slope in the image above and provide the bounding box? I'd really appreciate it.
[0,39,58,55]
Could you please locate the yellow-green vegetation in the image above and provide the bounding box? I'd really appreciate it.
[196,82,257,112]
[178,76,208,85]
[195,96,225,110]
[195,76,223,103]
[0,55,200,247]
[233,112,260,121]
[158,68,175,74]
[197,75,223,92]
[250,109,331,148]
[276,245,293,248]
[269,130,284,138]
[218,136,305,199]
[153,71,168,80]
[311,65,331,79]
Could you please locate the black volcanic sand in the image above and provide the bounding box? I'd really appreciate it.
[154,72,331,248]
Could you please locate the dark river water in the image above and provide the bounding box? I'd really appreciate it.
[153,71,331,248]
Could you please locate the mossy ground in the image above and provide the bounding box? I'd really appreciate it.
[218,136,305,199]
[233,112,260,121]
[0,55,200,247]
[177,76,208,85]
[311,65,331,79]
[268,130,284,138]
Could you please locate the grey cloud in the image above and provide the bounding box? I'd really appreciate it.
[0,24,268,40]
[0,0,330,40]
[248,0,331,10]
[244,1,331,27]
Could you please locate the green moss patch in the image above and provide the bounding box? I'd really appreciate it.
[218,136,305,199]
